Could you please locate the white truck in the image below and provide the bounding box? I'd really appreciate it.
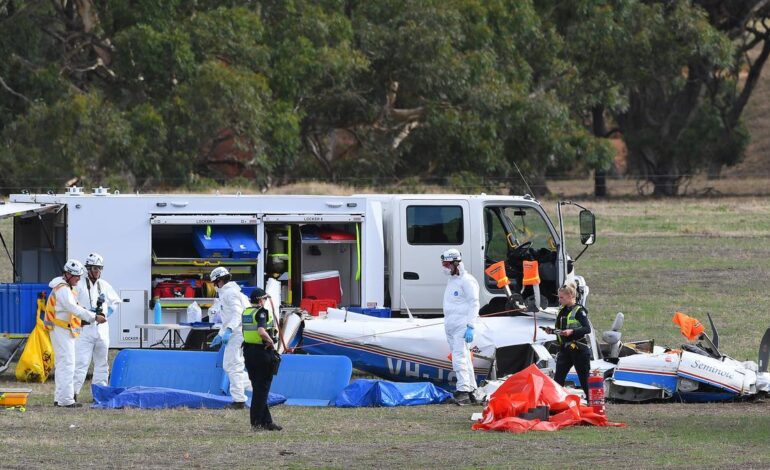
[0,187,595,348]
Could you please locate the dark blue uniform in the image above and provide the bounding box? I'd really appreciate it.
[243,306,277,429]
[553,304,592,398]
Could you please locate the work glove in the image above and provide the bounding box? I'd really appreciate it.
[210,335,223,347]
[107,306,115,317]
[221,328,233,345]
[464,325,474,343]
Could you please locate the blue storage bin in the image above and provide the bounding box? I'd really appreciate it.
[235,282,256,299]
[193,226,232,258]
[0,283,51,335]
[223,227,260,259]
[348,307,391,318]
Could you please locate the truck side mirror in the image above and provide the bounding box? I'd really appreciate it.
[579,210,596,245]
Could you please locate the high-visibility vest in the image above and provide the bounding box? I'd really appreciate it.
[242,306,277,344]
[522,260,540,286]
[556,305,584,346]
[43,283,82,338]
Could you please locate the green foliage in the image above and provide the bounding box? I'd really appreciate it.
[186,7,269,72]
[112,24,196,98]
[0,0,766,195]
[0,92,139,191]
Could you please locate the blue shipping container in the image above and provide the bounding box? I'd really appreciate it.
[192,226,232,258]
[0,283,51,335]
[348,307,391,318]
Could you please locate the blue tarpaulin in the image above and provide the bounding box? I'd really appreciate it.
[92,384,287,409]
[334,379,451,407]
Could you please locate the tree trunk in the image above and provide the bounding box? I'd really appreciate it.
[650,171,679,196]
[591,106,608,197]
[594,169,607,197]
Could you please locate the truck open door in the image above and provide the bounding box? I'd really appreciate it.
[0,201,65,284]
[0,201,64,347]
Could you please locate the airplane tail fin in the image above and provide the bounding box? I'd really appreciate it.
[759,328,770,373]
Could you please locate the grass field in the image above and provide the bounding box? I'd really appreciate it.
[2,194,770,469]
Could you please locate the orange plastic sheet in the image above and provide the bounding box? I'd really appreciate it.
[672,311,705,341]
[472,364,625,433]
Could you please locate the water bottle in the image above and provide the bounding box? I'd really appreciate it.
[154,300,163,324]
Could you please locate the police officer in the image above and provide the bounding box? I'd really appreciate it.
[548,282,591,398]
[242,288,282,431]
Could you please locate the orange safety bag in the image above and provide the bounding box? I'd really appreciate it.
[15,297,55,383]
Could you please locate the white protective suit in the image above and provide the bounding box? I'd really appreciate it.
[213,281,253,403]
[443,262,480,392]
[48,277,97,406]
[74,276,121,395]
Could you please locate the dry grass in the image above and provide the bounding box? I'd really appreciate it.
[547,175,770,198]
[3,190,770,468]
[0,383,769,469]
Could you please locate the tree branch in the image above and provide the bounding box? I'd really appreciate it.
[391,121,420,150]
[303,134,333,179]
[0,74,31,104]
[730,35,770,126]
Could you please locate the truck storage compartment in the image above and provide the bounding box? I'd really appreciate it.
[263,220,362,309]
[150,221,260,323]
[297,223,360,307]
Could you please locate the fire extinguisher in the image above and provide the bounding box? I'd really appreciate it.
[587,370,605,415]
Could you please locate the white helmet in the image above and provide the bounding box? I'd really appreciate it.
[210,266,230,282]
[63,259,86,276]
[85,252,104,267]
[441,248,462,262]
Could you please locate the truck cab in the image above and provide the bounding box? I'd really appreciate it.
[364,194,595,316]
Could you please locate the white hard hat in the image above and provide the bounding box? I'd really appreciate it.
[63,259,85,276]
[441,248,462,262]
[85,252,104,267]
[210,266,230,282]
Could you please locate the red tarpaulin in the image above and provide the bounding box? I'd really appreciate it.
[471,364,625,433]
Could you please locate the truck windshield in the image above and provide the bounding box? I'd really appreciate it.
[485,206,555,262]
[484,205,558,304]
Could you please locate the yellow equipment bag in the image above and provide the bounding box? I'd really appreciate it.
[15,297,55,383]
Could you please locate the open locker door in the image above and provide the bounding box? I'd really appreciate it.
[0,201,65,284]
[0,202,63,220]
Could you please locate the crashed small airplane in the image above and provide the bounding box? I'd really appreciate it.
[602,311,770,402]
[296,307,557,388]
[287,307,770,403]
